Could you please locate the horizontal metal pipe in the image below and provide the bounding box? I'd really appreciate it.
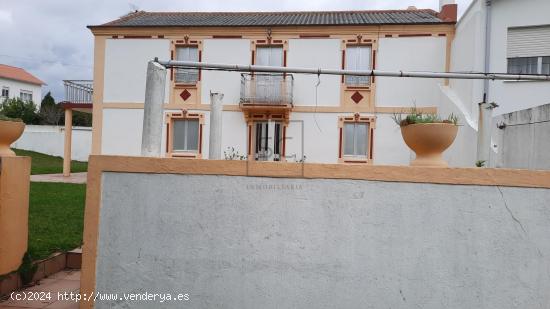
[157,60,550,81]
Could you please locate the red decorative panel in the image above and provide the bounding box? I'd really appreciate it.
[180,89,191,101]
[351,91,364,104]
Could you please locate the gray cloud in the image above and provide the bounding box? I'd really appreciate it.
[0,0,472,102]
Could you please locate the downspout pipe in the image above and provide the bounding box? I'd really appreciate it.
[477,0,494,165]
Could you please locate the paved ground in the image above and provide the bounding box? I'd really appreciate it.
[30,173,87,184]
[0,270,80,308]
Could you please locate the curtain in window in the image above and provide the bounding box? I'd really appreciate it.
[345,46,371,86]
[173,119,199,152]
[255,47,283,103]
[175,47,199,83]
[343,122,369,157]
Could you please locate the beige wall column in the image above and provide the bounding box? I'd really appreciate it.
[63,108,73,177]
[0,156,31,275]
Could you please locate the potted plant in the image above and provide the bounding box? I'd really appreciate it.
[392,108,459,167]
[0,115,25,157]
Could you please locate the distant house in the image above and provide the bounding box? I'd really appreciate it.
[87,2,459,165]
[0,64,44,105]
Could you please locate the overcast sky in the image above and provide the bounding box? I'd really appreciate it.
[0,0,473,102]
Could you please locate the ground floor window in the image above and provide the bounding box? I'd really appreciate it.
[254,121,283,161]
[166,111,204,158]
[339,114,375,163]
[1,87,8,98]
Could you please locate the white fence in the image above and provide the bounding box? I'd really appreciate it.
[11,125,92,162]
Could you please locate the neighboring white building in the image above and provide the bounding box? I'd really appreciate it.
[440,0,550,167]
[88,5,461,166]
[0,64,44,105]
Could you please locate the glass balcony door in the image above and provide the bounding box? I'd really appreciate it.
[255,46,283,103]
[255,121,282,161]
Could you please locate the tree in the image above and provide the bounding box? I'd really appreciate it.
[39,92,63,125]
[0,97,41,124]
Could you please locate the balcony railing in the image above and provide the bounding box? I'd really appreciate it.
[240,73,293,106]
[63,80,93,104]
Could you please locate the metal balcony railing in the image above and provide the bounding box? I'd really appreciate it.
[240,73,293,106]
[63,80,93,104]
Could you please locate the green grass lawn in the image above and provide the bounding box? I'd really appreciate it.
[28,182,86,260]
[13,149,88,175]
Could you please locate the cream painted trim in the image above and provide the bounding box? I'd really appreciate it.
[63,109,73,176]
[91,36,106,155]
[101,103,437,114]
[165,111,205,158]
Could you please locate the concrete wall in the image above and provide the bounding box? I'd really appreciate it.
[492,103,550,170]
[11,125,91,162]
[0,77,42,106]
[94,171,550,309]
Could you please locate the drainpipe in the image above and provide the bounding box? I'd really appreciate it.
[476,0,495,165]
[209,92,224,160]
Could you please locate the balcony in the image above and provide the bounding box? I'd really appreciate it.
[59,80,93,111]
[240,73,293,109]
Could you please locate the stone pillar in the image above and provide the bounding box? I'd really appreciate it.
[141,61,166,157]
[0,156,31,275]
[209,92,224,160]
[63,108,73,177]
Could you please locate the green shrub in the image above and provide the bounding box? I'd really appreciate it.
[0,97,40,124]
[392,107,459,127]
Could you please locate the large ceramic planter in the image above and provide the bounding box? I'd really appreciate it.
[401,123,458,167]
[0,120,25,156]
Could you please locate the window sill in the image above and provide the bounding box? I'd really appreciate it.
[174,83,198,88]
[168,152,200,158]
[344,85,371,90]
[340,157,370,164]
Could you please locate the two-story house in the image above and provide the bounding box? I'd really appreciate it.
[87,3,458,165]
[0,64,44,105]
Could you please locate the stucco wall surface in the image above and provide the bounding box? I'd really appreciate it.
[492,103,550,170]
[95,172,550,309]
[11,125,91,161]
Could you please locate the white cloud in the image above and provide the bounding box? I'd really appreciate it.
[0,10,13,24]
[0,0,473,102]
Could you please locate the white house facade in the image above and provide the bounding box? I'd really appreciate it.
[439,0,550,167]
[88,4,463,166]
[0,64,44,105]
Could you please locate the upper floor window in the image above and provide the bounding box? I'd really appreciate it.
[175,46,199,84]
[255,46,283,67]
[20,90,32,102]
[507,57,550,75]
[1,87,8,98]
[345,45,372,86]
[507,26,550,75]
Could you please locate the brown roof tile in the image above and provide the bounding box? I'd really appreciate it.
[90,9,448,28]
[0,64,45,85]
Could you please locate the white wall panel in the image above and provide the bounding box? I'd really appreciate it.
[201,39,251,105]
[376,37,446,107]
[102,108,143,156]
[103,39,170,103]
[287,39,341,107]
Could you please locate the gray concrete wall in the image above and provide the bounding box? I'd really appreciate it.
[95,172,550,309]
[492,103,550,170]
